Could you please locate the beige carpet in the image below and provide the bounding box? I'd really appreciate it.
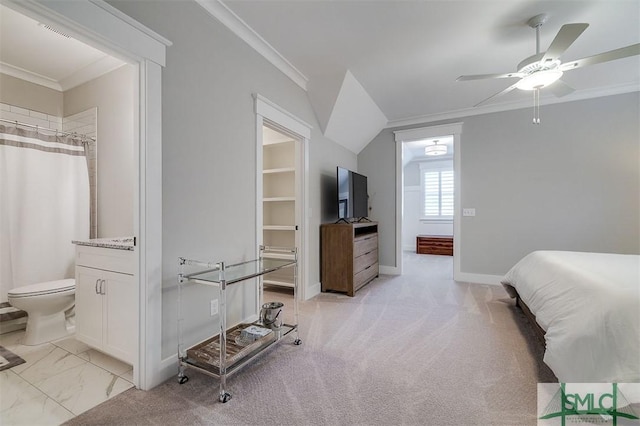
[65,253,555,425]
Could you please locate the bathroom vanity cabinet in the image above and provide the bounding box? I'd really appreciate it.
[74,243,136,365]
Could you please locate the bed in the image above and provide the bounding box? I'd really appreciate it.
[501,250,640,383]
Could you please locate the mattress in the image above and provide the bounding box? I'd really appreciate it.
[501,250,640,383]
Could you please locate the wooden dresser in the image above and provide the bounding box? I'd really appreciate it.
[416,235,453,256]
[321,222,378,296]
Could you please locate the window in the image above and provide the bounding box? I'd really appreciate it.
[420,163,453,220]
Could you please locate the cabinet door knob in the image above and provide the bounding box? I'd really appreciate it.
[95,279,100,294]
[100,279,106,295]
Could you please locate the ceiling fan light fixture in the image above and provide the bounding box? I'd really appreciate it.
[515,70,563,91]
[425,141,447,156]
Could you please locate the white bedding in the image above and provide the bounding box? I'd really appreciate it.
[501,251,640,383]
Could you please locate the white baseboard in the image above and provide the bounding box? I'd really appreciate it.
[379,265,400,275]
[157,355,179,388]
[306,282,321,300]
[454,272,504,286]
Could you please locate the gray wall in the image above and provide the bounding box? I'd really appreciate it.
[108,1,356,358]
[64,65,136,238]
[361,92,640,275]
[0,73,63,116]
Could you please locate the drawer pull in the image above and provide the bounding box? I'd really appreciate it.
[95,279,100,294]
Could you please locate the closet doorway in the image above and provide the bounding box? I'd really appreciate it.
[254,95,310,301]
[260,124,300,289]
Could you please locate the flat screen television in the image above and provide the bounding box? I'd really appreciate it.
[337,166,368,221]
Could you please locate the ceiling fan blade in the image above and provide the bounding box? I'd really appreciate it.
[541,23,589,63]
[474,82,520,107]
[560,43,640,71]
[457,72,523,81]
[548,80,575,97]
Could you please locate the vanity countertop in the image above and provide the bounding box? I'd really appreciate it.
[72,236,135,251]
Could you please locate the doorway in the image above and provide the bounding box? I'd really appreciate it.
[254,94,310,301]
[260,123,301,290]
[394,123,462,279]
[3,0,170,391]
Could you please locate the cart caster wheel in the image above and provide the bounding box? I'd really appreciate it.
[178,375,189,384]
[294,338,302,345]
[219,392,232,403]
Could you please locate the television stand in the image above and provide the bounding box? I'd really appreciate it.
[321,222,378,296]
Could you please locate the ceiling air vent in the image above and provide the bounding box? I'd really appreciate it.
[38,23,71,39]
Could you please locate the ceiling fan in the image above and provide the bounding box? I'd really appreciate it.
[457,14,640,123]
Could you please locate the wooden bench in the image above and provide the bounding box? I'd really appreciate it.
[416,235,453,256]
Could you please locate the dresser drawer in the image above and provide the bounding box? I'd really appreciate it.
[354,249,378,274]
[354,262,378,290]
[354,234,377,257]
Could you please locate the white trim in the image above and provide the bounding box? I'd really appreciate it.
[195,0,308,90]
[6,0,170,391]
[59,56,126,91]
[379,265,400,275]
[256,112,265,257]
[395,123,463,280]
[307,281,321,299]
[138,60,165,390]
[3,0,171,66]
[394,123,464,143]
[255,94,312,139]
[455,273,504,286]
[387,82,640,128]
[88,0,172,49]
[0,61,62,91]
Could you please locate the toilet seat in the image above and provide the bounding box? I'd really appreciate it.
[8,279,75,299]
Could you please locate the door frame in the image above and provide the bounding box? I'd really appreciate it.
[254,94,311,301]
[4,0,171,389]
[393,123,463,279]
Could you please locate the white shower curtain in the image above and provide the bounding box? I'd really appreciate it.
[0,124,90,302]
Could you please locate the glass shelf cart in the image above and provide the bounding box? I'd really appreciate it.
[177,245,301,403]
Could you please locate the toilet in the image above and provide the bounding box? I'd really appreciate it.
[7,279,75,346]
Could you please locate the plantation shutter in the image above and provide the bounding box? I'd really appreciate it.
[422,169,454,218]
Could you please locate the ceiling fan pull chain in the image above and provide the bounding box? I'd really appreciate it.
[533,89,541,124]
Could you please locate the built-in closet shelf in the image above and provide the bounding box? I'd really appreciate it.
[263,225,296,231]
[262,127,297,283]
[263,167,295,174]
[263,197,295,202]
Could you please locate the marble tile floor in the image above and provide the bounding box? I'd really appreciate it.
[0,331,133,425]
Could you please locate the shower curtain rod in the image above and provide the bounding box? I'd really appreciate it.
[0,118,96,142]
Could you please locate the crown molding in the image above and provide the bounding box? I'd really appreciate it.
[0,62,62,91]
[88,0,172,48]
[59,56,126,91]
[386,82,640,128]
[195,0,308,90]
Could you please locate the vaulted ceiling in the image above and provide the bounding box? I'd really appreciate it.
[2,1,638,153]
[218,0,639,151]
